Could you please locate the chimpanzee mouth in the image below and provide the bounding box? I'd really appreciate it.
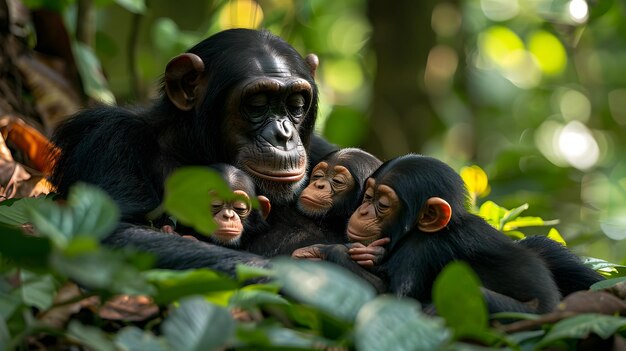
[298,195,329,209]
[346,225,379,243]
[213,229,241,238]
[244,164,305,182]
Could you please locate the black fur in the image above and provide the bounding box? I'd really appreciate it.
[326,154,563,314]
[49,29,325,274]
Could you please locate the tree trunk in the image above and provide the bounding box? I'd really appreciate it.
[365,0,438,159]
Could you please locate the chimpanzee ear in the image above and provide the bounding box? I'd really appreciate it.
[165,53,205,111]
[305,54,319,78]
[257,195,271,220]
[417,197,451,233]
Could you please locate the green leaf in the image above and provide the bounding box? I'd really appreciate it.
[433,261,488,338]
[0,197,44,226]
[499,203,529,230]
[164,167,234,236]
[0,224,51,268]
[145,269,239,305]
[538,314,626,347]
[354,296,450,351]
[236,264,274,282]
[237,323,338,349]
[503,216,559,231]
[590,277,626,291]
[582,257,626,276]
[0,317,9,351]
[478,201,507,228]
[67,320,116,351]
[73,42,116,105]
[18,271,56,310]
[51,248,154,295]
[229,288,289,309]
[67,183,120,239]
[162,296,235,351]
[27,183,119,248]
[0,283,21,320]
[114,0,145,14]
[115,326,168,351]
[271,258,376,322]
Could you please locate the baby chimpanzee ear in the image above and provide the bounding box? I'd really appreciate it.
[257,195,271,220]
[165,53,205,111]
[417,197,451,233]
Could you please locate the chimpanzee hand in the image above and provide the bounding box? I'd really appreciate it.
[347,237,390,267]
[291,245,325,260]
[161,225,198,240]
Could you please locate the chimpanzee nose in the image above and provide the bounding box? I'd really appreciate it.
[262,119,294,150]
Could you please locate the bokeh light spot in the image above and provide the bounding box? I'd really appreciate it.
[528,30,567,76]
[557,121,599,170]
[568,0,589,23]
[559,90,591,123]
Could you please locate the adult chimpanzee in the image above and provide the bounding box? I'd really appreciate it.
[299,154,564,314]
[166,164,271,248]
[248,148,383,257]
[49,29,330,275]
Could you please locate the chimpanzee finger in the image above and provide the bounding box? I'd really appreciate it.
[356,260,375,267]
[368,237,391,247]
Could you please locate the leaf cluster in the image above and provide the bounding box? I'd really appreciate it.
[1,169,626,350]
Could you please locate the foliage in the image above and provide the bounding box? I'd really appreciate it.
[0,174,625,350]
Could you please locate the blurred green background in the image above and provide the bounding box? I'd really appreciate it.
[26,0,626,262]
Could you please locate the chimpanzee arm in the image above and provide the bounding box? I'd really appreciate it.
[293,244,387,293]
[103,223,270,276]
[481,288,545,314]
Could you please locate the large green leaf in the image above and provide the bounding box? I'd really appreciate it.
[162,296,235,351]
[538,314,626,347]
[51,247,154,295]
[590,277,626,290]
[0,224,51,268]
[0,317,9,351]
[433,261,488,338]
[27,183,119,248]
[67,320,116,351]
[0,197,44,226]
[1,275,22,323]
[163,167,234,237]
[229,288,289,309]
[237,323,339,349]
[271,258,376,322]
[144,269,238,305]
[354,296,450,351]
[18,271,56,310]
[115,327,168,351]
[235,264,275,282]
